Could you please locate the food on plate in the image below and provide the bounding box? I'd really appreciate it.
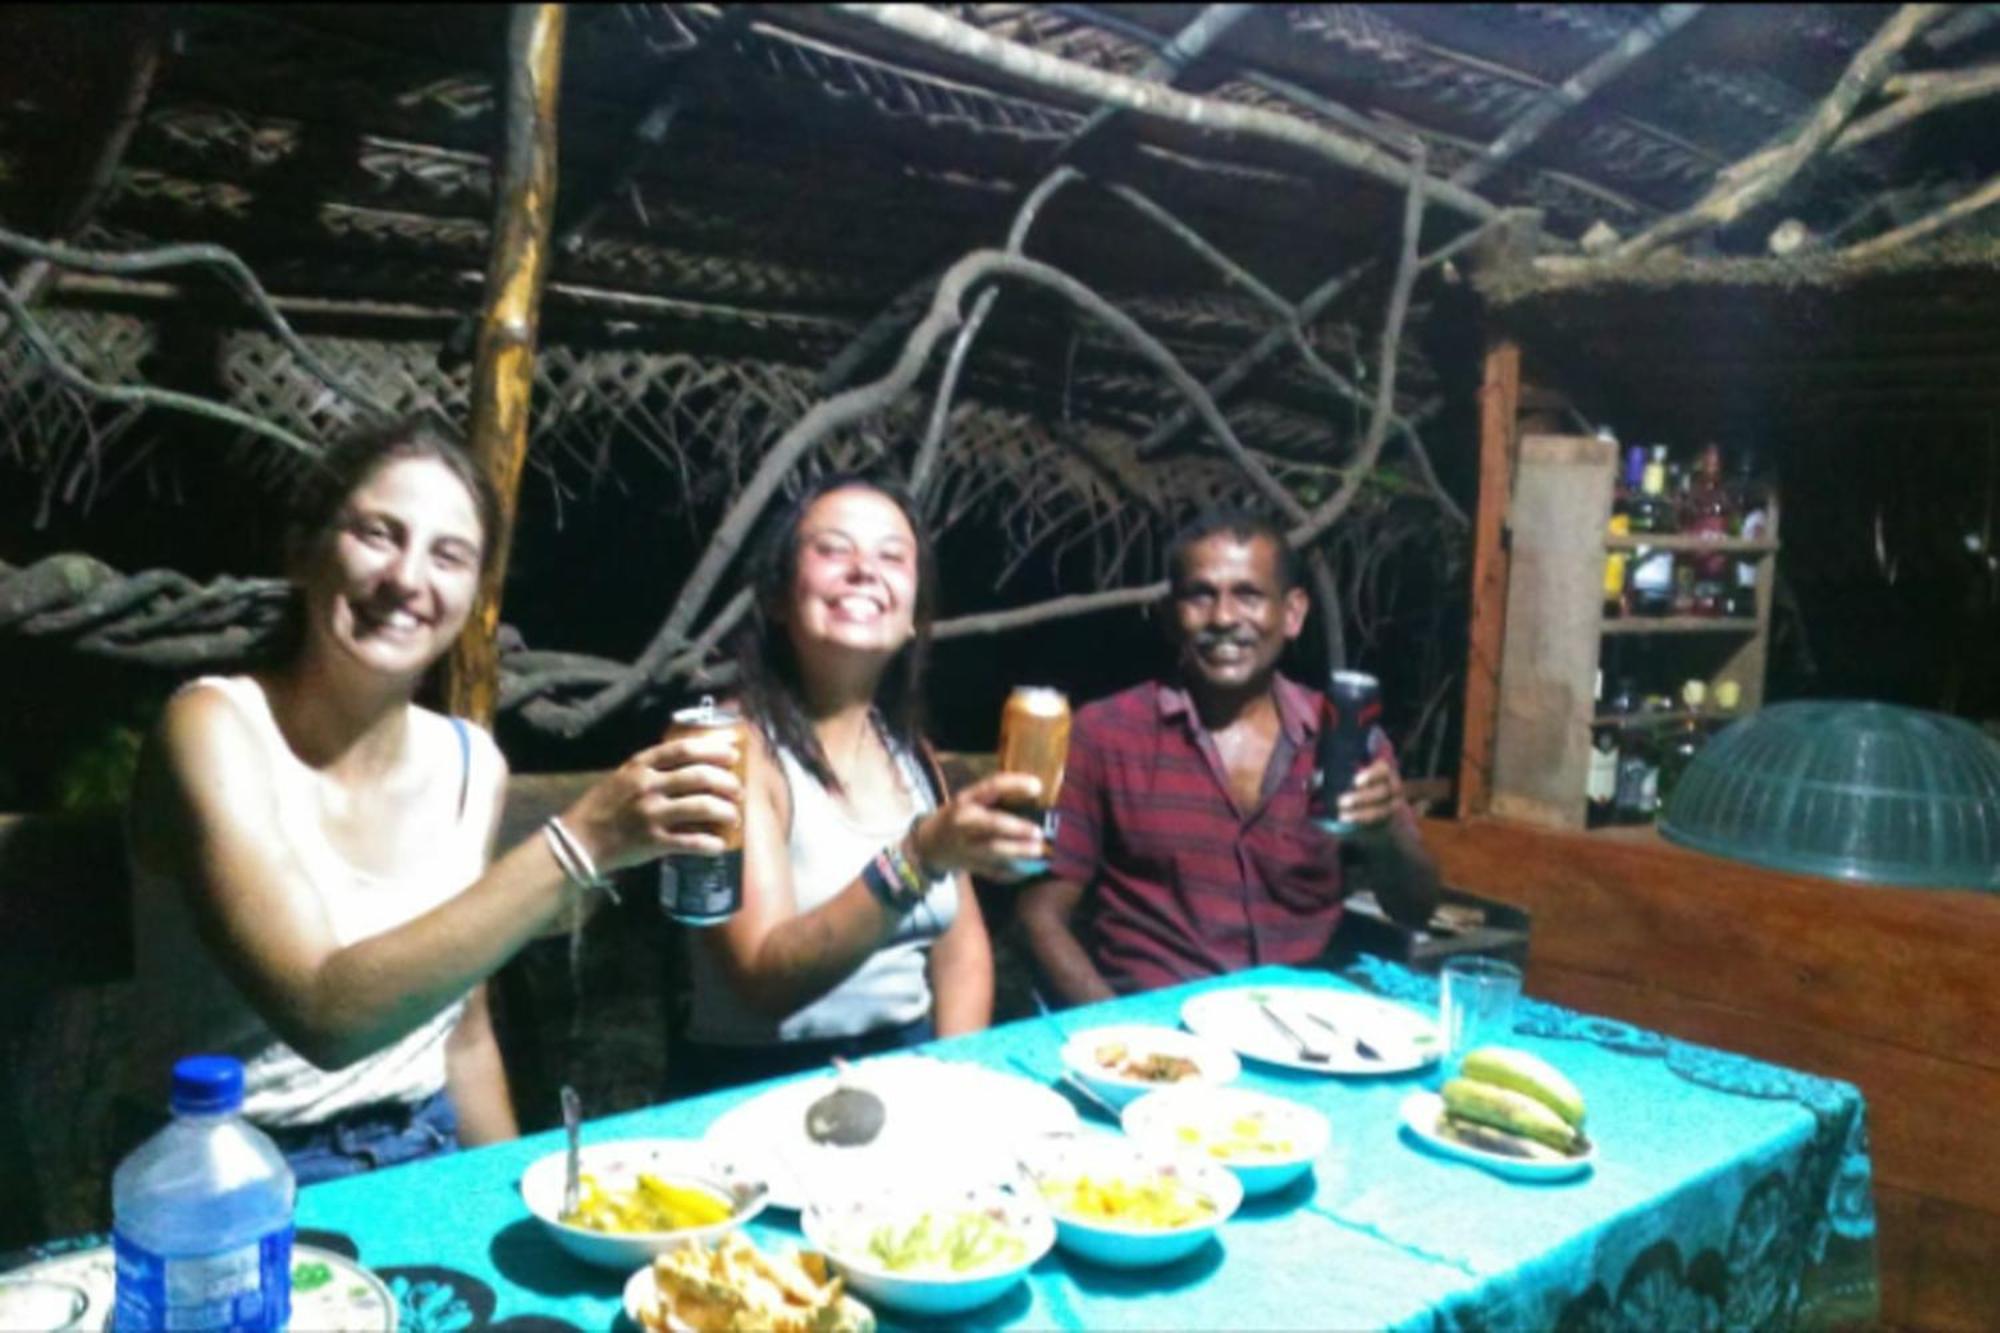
[564,1172,735,1233]
[1093,1042,1201,1084]
[1037,1170,1219,1229]
[1169,1106,1298,1162]
[1439,1046,1590,1159]
[1459,1047,1586,1129]
[639,1232,873,1333]
[857,1208,1029,1276]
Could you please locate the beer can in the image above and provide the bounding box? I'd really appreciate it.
[658,696,748,926]
[1309,670,1383,835]
[996,686,1070,875]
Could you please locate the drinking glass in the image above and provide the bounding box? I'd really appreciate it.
[1438,956,1523,1071]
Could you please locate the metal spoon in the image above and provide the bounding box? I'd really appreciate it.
[803,1057,887,1147]
[1005,1053,1121,1121]
[560,1084,583,1220]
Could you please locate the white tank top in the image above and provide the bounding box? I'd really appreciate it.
[685,732,958,1045]
[126,675,501,1128]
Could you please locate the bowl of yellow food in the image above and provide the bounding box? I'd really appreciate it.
[1060,1025,1241,1110]
[801,1183,1054,1318]
[1018,1132,1241,1269]
[519,1138,768,1270]
[1122,1086,1330,1197]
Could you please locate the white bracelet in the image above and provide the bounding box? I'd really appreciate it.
[544,817,623,906]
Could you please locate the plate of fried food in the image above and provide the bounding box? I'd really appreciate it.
[1059,1025,1240,1110]
[623,1231,875,1332]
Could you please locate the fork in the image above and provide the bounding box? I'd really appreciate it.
[1255,998,1336,1064]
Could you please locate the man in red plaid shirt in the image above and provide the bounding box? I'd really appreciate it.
[1019,510,1441,1004]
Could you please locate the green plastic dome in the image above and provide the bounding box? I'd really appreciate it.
[1659,701,2000,891]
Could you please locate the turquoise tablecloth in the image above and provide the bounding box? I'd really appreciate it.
[51,960,1877,1331]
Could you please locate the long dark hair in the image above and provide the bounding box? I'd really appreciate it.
[732,472,938,797]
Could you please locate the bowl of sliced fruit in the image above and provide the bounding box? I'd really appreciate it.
[519,1138,768,1270]
[801,1183,1054,1318]
[1122,1086,1330,1197]
[1060,1024,1240,1110]
[1018,1132,1241,1269]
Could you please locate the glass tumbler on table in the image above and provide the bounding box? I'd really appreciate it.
[1439,956,1523,1073]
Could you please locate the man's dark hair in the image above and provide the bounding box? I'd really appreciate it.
[731,471,939,798]
[1164,507,1301,592]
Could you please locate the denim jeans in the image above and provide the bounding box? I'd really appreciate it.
[263,1090,460,1187]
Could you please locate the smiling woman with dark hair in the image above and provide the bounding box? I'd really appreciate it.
[669,472,1049,1096]
[120,416,745,1183]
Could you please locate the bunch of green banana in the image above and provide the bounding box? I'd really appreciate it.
[1439,1047,1588,1160]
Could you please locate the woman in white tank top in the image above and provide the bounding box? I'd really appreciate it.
[124,417,746,1182]
[675,475,1052,1096]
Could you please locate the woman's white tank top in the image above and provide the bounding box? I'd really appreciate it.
[685,732,958,1045]
[126,675,500,1128]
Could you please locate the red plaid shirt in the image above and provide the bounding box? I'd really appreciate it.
[1048,675,1404,995]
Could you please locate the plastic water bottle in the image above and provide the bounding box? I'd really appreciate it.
[113,1055,295,1332]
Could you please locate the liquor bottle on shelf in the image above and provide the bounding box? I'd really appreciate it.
[1657,716,1708,810]
[1684,444,1733,617]
[1727,448,1770,618]
[1586,671,1621,829]
[1604,512,1630,620]
[1612,723,1650,826]
[1710,679,1743,736]
[1627,447,1678,617]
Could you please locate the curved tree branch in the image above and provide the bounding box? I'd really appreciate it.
[0,225,397,422]
[0,279,324,458]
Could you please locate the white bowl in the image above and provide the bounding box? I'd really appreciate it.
[519,1138,768,1270]
[1018,1132,1241,1269]
[1122,1086,1331,1197]
[1059,1024,1242,1110]
[801,1184,1054,1318]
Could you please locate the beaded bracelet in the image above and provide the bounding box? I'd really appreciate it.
[543,816,624,906]
[861,835,929,914]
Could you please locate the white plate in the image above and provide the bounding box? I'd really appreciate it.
[1398,1090,1595,1182]
[702,1055,1080,1211]
[1059,1024,1241,1110]
[0,1244,396,1332]
[1180,985,1441,1075]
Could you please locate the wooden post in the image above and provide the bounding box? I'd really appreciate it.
[1456,337,1520,817]
[446,4,566,725]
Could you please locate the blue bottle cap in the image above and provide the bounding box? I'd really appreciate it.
[171,1054,245,1115]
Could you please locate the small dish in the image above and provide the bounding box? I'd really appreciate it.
[1059,1024,1241,1111]
[1122,1085,1331,1197]
[519,1137,767,1270]
[1398,1091,1595,1182]
[1018,1132,1241,1269]
[801,1183,1054,1317]
[1181,986,1441,1076]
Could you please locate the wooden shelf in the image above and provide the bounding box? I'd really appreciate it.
[1592,709,1744,726]
[1601,616,1759,635]
[1604,534,1778,554]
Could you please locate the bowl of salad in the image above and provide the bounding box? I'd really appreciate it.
[801,1184,1054,1317]
[1122,1086,1330,1197]
[1018,1132,1241,1269]
[1060,1024,1241,1110]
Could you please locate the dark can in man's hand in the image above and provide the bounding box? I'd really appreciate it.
[658,696,748,926]
[1309,670,1382,835]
